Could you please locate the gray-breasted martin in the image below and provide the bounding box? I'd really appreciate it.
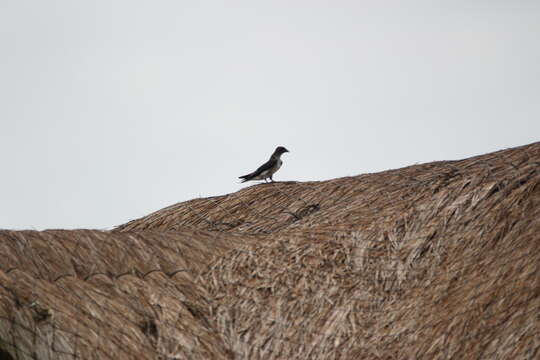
[239,146,289,183]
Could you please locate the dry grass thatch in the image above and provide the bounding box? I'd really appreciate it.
[2,141,540,359]
[0,229,248,359]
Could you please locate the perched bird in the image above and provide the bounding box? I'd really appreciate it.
[239,146,289,183]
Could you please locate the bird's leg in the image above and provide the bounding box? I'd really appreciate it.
[270,175,274,182]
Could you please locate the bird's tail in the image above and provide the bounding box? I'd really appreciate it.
[239,174,252,183]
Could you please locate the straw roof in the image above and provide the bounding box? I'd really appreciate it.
[2,141,540,359]
[0,229,244,359]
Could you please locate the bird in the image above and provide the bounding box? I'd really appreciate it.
[239,146,289,183]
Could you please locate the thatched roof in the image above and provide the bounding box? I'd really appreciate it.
[2,141,540,359]
[0,229,245,359]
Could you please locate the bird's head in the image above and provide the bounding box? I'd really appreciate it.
[275,146,289,155]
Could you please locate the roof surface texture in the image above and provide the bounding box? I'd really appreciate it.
[1,142,539,359]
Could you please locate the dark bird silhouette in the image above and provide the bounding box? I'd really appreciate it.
[239,146,289,183]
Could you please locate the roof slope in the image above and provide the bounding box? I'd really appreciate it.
[116,142,540,237]
[199,143,540,359]
[1,141,540,359]
[0,229,247,359]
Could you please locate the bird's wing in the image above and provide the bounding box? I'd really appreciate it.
[252,158,276,176]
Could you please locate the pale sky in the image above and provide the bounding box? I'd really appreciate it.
[1,0,539,230]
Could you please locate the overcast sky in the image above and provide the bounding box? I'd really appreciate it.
[1,0,539,230]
